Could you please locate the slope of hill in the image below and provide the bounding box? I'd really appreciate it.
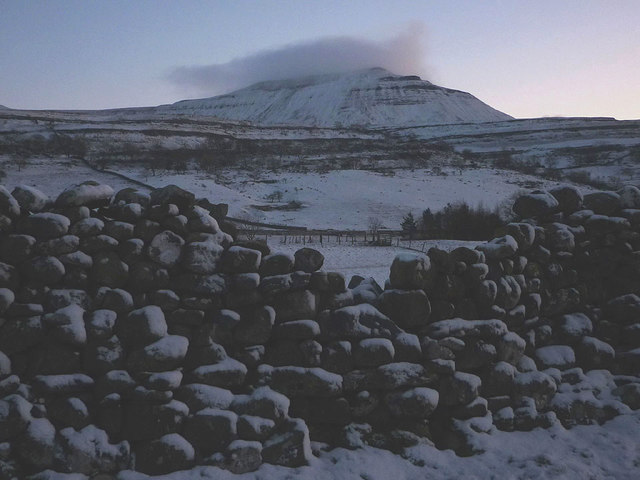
[159,68,513,127]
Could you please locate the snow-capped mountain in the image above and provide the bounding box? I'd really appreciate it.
[159,68,513,127]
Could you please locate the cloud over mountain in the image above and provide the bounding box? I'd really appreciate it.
[168,23,428,96]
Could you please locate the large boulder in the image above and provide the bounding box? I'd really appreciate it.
[389,253,430,290]
[294,248,324,273]
[149,185,195,210]
[512,190,559,218]
[11,185,49,212]
[55,181,114,208]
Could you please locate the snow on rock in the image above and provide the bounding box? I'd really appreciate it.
[232,386,290,421]
[147,230,185,268]
[55,181,114,208]
[11,184,49,212]
[512,190,559,218]
[535,345,576,370]
[389,253,430,290]
[476,235,518,261]
[175,383,234,412]
[116,305,168,347]
[188,358,248,388]
[268,367,342,398]
[33,374,94,396]
[385,387,439,418]
[321,303,401,339]
[126,335,189,372]
[56,425,130,475]
[42,304,87,347]
[427,318,508,340]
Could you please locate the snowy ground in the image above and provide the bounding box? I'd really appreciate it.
[0,157,583,232]
[125,410,640,480]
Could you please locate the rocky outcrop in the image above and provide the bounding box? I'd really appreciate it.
[0,181,638,477]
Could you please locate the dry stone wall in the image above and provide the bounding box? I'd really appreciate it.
[0,181,639,478]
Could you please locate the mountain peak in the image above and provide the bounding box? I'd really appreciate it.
[161,69,512,127]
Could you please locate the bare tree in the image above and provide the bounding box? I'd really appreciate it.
[368,216,383,243]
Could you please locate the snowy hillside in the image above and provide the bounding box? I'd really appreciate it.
[160,68,513,127]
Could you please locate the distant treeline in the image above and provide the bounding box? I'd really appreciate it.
[402,201,506,241]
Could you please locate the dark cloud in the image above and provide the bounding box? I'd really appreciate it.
[168,23,428,96]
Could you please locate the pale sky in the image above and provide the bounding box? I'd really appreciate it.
[1,0,639,119]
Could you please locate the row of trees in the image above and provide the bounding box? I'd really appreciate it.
[401,201,505,240]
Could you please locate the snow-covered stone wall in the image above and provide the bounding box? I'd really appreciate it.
[0,181,639,477]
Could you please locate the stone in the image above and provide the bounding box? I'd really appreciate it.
[48,397,90,430]
[135,433,194,475]
[604,294,640,325]
[273,289,317,323]
[274,319,320,340]
[42,304,87,346]
[0,394,32,442]
[513,371,557,409]
[184,408,237,453]
[223,439,263,474]
[22,256,66,284]
[232,387,290,421]
[233,305,275,345]
[320,303,401,339]
[260,253,295,276]
[223,246,262,273]
[512,190,559,218]
[91,251,129,288]
[147,230,185,267]
[0,234,36,265]
[344,362,436,391]
[427,318,508,340]
[182,240,224,273]
[15,417,55,471]
[576,336,615,369]
[0,186,20,218]
[269,366,342,397]
[117,305,168,347]
[0,316,45,355]
[613,383,640,410]
[123,400,188,441]
[392,333,422,362]
[294,247,324,273]
[482,361,516,397]
[378,289,431,329]
[389,253,430,290]
[149,184,195,210]
[0,288,15,314]
[56,425,130,475]
[439,372,481,406]
[556,312,593,343]
[262,418,313,467]
[549,185,583,213]
[175,384,234,412]
[583,191,621,215]
[55,181,114,208]
[385,387,439,418]
[70,217,104,236]
[126,335,189,372]
[188,358,248,388]
[114,187,150,207]
[354,338,395,367]
[478,235,518,261]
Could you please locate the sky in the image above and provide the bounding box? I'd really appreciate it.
[1,0,639,119]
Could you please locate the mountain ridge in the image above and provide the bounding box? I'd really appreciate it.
[158,67,513,128]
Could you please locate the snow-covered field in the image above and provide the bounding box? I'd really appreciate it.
[125,410,640,479]
[1,156,571,231]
